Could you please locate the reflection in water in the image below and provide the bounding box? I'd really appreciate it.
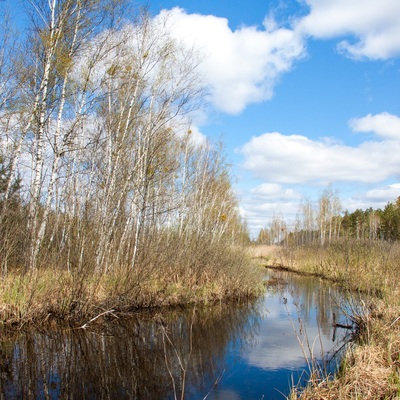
[0,271,352,400]
[0,304,260,399]
[245,271,347,373]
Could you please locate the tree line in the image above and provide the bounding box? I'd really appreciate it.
[256,188,400,246]
[0,0,249,277]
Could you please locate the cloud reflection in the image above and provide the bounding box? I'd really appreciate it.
[244,273,342,371]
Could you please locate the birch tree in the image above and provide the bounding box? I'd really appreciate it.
[73,12,205,273]
[0,3,246,277]
[317,186,341,245]
[0,9,26,273]
[0,10,22,204]
[300,197,315,244]
[18,0,128,269]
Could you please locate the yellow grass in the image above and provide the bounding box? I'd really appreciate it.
[247,244,278,258]
[0,253,264,331]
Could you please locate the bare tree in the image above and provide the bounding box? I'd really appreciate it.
[13,0,128,269]
[0,2,247,282]
[79,12,205,273]
[300,197,316,244]
[317,186,341,245]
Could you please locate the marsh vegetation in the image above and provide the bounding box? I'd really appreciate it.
[1,269,350,400]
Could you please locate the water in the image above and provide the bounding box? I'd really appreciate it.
[0,271,353,399]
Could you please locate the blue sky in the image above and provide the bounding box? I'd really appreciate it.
[142,0,400,236]
[4,0,400,237]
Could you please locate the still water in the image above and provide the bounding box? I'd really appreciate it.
[0,271,354,399]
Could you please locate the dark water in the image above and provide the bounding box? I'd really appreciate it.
[0,271,354,399]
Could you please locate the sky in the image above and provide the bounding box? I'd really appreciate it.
[4,0,400,238]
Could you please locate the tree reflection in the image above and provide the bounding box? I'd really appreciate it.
[0,302,261,399]
[0,274,356,399]
[268,270,348,338]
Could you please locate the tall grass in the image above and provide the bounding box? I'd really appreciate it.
[257,240,400,399]
[0,240,264,332]
[276,239,400,298]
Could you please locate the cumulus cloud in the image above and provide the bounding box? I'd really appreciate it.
[364,184,400,202]
[151,2,400,118]
[239,196,300,237]
[150,2,400,119]
[157,8,305,114]
[240,113,400,234]
[340,184,400,214]
[349,112,400,140]
[239,128,400,184]
[296,0,400,59]
[250,183,301,200]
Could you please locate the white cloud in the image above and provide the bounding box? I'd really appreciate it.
[240,129,400,184]
[151,3,400,119]
[349,112,400,140]
[240,196,300,237]
[364,184,400,203]
[239,113,400,234]
[296,0,400,59]
[158,8,305,114]
[341,184,400,214]
[250,183,301,200]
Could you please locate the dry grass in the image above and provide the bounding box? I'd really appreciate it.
[290,303,400,399]
[274,240,400,399]
[247,244,278,259]
[0,247,264,332]
[270,240,400,297]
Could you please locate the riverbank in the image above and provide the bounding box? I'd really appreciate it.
[0,246,264,335]
[250,242,400,399]
[0,265,342,399]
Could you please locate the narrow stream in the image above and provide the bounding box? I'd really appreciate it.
[0,271,354,399]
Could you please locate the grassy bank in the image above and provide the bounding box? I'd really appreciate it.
[251,241,400,399]
[0,245,264,333]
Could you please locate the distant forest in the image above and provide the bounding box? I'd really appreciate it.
[257,188,400,245]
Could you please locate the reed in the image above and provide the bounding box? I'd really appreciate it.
[289,302,400,399]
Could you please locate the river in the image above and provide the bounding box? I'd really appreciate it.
[0,270,354,399]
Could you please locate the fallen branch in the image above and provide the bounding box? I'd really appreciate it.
[333,322,353,330]
[332,312,353,330]
[79,309,116,330]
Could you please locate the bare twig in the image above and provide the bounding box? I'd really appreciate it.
[161,324,178,400]
[202,368,225,400]
[79,309,116,329]
[389,315,400,328]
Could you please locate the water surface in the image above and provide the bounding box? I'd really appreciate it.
[0,271,353,399]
